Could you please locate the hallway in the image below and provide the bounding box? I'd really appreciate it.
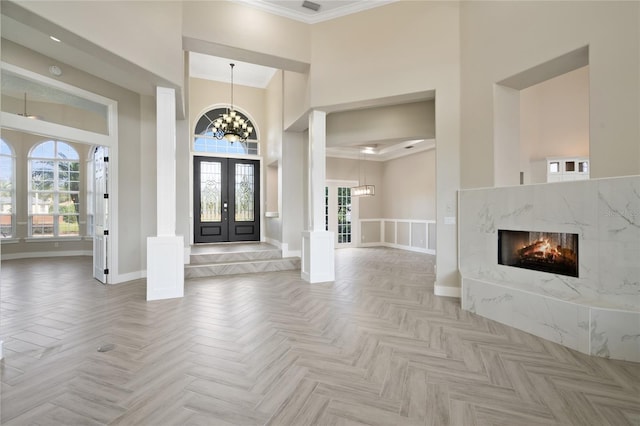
[1,248,639,425]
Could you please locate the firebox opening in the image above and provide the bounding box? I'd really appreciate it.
[498,229,579,277]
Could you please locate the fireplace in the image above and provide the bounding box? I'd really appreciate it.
[498,230,579,277]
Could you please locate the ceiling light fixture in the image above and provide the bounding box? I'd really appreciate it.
[209,63,254,143]
[49,35,61,42]
[352,148,375,197]
[18,93,42,120]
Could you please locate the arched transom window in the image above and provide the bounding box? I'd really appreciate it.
[193,107,259,155]
[28,140,80,237]
[0,139,15,238]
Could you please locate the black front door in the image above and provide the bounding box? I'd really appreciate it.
[194,156,260,243]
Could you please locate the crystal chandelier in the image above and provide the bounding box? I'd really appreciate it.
[210,63,254,143]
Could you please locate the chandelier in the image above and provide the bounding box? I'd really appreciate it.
[352,148,375,197]
[210,63,254,143]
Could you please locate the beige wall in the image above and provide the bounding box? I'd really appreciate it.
[17,0,184,88]
[309,1,461,290]
[326,101,435,147]
[309,2,458,108]
[182,1,310,66]
[2,42,145,276]
[520,66,589,184]
[326,157,383,220]
[382,150,436,220]
[461,1,640,189]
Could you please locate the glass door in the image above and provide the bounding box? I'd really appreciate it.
[194,156,260,243]
[325,181,358,248]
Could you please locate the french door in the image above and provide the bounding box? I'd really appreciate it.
[194,156,260,243]
[325,181,358,248]
[93,146,109,283]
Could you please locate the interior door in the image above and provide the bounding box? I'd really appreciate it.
[93,146,109,283]
[194,156,260,243]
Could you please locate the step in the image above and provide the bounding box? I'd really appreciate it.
[190,242,282,265]
[184,257,301,279]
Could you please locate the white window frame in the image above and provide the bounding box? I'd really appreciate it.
[28,140,81,238]
[0,139,16,239]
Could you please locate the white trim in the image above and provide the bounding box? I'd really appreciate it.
[233,0,396,24]
[265,237,281,249]
[359,218,437,254]
[111,269,146,285]
[24,236,84,242]
[434,284,461,298]
[184,246,191,264]
[1,250,92,260]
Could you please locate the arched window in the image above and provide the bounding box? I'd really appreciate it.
[193,107,259,155]
[0,139,15,238]
[28,140,80,237]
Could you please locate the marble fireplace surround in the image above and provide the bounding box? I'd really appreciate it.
[459,176,640,362]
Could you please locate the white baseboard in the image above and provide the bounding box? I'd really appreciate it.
[358,242,435,255]
[283,249,301,258]
[0,250,92,260]
[434,283,461,298]
[265,238,282,249]
[111,269,146,284]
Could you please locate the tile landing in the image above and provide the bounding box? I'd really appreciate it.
[185,242,300,279]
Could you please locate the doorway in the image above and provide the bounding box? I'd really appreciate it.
[325,180,358,248]
[193,156,260,243]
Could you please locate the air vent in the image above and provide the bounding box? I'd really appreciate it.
[302,1,321,12]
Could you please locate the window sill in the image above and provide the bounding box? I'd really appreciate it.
[0,238,19,244]
[24,236,85,243]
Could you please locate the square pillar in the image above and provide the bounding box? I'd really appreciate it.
[147,87,184,300]
[302,110,334,283]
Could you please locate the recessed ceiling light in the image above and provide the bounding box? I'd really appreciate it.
[49,35,61,43]
[49,65,62,76]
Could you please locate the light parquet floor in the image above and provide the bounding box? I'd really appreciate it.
[1,247,639,425]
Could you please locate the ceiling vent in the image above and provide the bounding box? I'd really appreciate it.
[302,1,321,12]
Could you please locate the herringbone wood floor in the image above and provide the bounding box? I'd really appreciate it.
[1,248,639,425]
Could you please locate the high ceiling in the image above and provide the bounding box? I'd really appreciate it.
[191,1,396,88]
[234,0,396,24]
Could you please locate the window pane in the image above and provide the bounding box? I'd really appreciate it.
[0,214,11,238]
[59,193,80,215]
[59,215,79,236]
[235,163,254,222]
[0,140,11,156]
[200,161,221,222]
[29,192,54,214]
[31,215,54,237]
[31,141,55,158]
[57,142,79,160]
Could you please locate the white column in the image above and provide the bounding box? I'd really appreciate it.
[147,87,184,301]
[301,110,335,283]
